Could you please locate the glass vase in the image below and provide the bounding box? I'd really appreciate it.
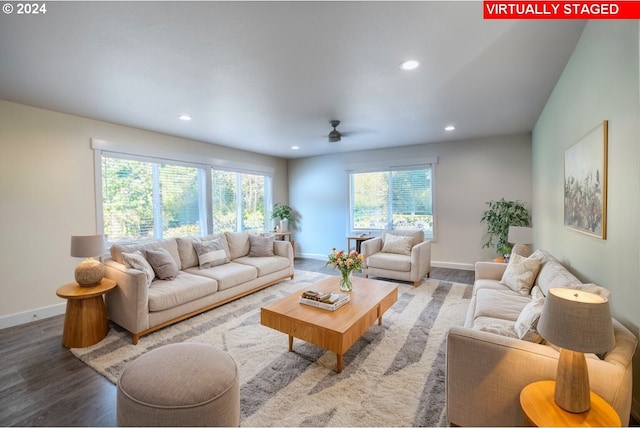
[339,269,353,292]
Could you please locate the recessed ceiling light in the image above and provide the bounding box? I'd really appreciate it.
[179,115,192,121]
[399,60,420,71]
[291,146,300,150]
[445,125,456,131]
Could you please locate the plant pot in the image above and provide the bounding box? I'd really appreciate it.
[279,219,288,232]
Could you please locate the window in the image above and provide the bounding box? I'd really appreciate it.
[211,170,267,232]
[349,162,435,239]
[96,140,273,245]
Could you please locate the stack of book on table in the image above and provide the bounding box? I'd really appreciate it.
[299,290,350,311]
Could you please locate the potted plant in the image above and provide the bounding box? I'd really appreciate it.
[271,203,295,232]
[480,198,530,260]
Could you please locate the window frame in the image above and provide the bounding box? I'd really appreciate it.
[93,138,274,245]
[346,157,437,241]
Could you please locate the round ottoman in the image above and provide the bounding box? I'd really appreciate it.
[117,343,240,427]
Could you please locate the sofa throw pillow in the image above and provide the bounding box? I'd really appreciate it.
[193,239,229,268]
[381,234,413,256]
[514,298,546,343]
[500,253,542,295]
[249,234,275,257]
[145,248,179,280]
[121,250,155,287]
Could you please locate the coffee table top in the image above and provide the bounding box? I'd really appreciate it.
[262,276,398,334]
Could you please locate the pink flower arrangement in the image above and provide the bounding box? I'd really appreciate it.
[326,248,364,274]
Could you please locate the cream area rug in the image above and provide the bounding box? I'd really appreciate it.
[71,270,472,427]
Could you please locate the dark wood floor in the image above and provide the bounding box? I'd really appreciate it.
[0,262,636,426]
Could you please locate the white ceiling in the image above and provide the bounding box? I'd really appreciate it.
[0,2,585,159]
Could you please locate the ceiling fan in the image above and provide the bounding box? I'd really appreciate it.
[327,120,370,143]
[328,120,344,143]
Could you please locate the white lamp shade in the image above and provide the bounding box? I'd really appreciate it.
[508,226,532,244]
[538,287,614,354]
[70,235,106,258]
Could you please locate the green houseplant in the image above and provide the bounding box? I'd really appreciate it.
[271,203,295,231]
[480,198,530,257]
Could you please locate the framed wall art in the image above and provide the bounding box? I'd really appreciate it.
[564,120,608,239]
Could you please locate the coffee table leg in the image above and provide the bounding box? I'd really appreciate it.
[337,354,343,373]
[288,335,293,352]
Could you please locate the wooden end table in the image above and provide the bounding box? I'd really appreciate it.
[347,235,373,253]
[520,380,621,427]
[56,278,117,348]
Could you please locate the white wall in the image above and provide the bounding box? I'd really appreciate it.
[532,21,640,419]
[288,134,532,268]
[0,100,288,326]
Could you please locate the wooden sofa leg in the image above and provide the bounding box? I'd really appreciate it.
[413,281,419,287]
[132,333,140,345]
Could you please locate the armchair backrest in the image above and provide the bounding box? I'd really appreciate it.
[382,229,424,248]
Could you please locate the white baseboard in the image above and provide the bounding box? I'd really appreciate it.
[431,261,475,271]
[297,253,475,272]
[0,302,66,330]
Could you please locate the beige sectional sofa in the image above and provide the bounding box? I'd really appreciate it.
[446,249,637,426]
[104,232,294,344]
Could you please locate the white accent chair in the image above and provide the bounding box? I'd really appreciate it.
[361,229,431,287]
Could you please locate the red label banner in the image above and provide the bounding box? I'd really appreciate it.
[484,1,640,19]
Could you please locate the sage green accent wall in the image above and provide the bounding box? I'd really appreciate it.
[532,21,640,418]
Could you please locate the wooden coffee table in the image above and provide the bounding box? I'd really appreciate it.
[261,276,398,373]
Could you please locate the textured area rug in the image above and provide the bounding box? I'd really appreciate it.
[71,270,472,427]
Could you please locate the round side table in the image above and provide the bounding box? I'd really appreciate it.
[56,278,117,348]
[520,380,621,427]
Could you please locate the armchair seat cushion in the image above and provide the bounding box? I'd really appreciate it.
[366,252,412,272]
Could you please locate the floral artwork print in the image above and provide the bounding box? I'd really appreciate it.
[564,121,608,239]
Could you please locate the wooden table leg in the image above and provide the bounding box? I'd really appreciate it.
[336,354,343,373]
[288,335,293,352]
[62,296,109,348]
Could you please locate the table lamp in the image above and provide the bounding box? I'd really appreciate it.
[70,235,106,286]
[508,226,533,257]
[537,287,614,413]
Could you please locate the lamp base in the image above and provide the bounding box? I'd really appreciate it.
[75,258,104,287]
[555,348,591,413]
[511,243,532,257]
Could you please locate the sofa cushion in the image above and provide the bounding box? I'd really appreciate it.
[111,238,181,268]
[148,271,218,312]
[532,249,581,296]
[248,234,275,257]
[234,255,290,276]
[381,234,413,255]
[193,239,230,269]
[176,234,230,269]
[500,253,542,295]
[121,251,155,287]
[185,262,257,291]
[146,248,179,280]
[472,316,518,338]
[474,288,532,322]
[225,232,250,260]
[514,298,545,343]
[366,252,411,272]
